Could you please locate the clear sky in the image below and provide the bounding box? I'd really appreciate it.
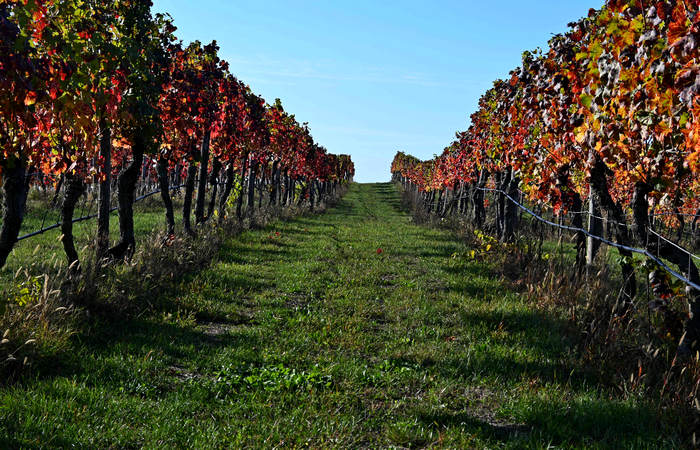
[151,1,603,183]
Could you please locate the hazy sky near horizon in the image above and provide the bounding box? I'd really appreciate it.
[152,1,603,182]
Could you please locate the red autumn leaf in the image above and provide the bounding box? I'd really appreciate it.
[24,91,37,106]
[667,2,689,45]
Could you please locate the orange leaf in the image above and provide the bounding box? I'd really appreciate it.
[668,2,689,45]
[24,91,37,106]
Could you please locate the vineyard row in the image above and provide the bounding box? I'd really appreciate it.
[0,0,354,269]
[391,0,699,354]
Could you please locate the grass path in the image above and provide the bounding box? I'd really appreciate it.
[1,183,679,448]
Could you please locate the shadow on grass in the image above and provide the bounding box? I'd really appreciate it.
[414,399,670,447]
[447,277,506,300]
[503,396,674,447]
[2,436,83,450]
[29,317,263,387]
[218,241,294,265]
[415,409,529,442]
[391,242,461,260]
[82,318,261,359]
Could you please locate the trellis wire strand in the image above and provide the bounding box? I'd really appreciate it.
[16,183,186,242]
[475,186,700,292]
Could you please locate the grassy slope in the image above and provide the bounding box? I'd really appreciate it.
[0,183,681,448]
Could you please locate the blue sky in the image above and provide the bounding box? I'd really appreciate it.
[152,1,603,182]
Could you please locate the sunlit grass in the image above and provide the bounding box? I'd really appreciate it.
[0,183,685,448]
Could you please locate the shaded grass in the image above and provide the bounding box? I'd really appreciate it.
[1,193,181,280]
[0,183,686,448]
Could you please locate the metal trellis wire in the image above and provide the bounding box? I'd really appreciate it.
[474,186,700,292]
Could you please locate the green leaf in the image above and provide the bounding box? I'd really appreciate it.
[580,94,594,109]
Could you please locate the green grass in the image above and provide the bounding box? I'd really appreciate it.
[1,190,180,279]
[0,183,684,448]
